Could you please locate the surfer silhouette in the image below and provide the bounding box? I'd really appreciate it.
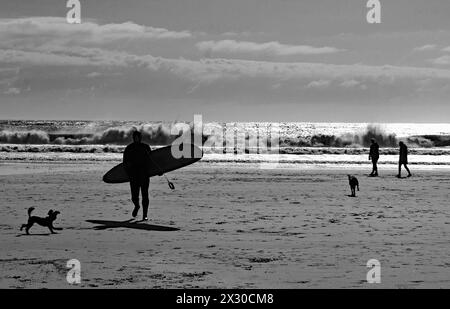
[397,141,412,178]
[369,138,379,177]
[123,131,153,220]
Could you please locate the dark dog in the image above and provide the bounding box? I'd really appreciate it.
[20,207,62,235]
[348,175,360,197]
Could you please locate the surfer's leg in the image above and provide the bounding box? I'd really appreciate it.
[405,164,411,177]
[141,178,150,220]
[130,179,140,217]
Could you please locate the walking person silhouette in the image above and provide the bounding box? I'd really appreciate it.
[397,141,412,178]
[123,131,152,220]
[369,138,379,177]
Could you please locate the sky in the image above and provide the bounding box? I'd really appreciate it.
[0,0,450,122]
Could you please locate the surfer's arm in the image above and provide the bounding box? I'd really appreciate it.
[123,147,132,172]
[144,144,152,161]
[122,147,128,163]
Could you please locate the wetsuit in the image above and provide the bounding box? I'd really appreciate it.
[123,142,152,218]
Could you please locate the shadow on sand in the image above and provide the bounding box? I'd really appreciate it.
[86,219,179,232]
[16,233,52,237]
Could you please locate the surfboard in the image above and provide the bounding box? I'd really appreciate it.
[103,143,202,183]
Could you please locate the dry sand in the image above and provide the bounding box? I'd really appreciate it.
[0,161,449,288]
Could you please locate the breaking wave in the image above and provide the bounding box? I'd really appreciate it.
[0,123,202,146]
[0,130,50,144]
[279,125,398,148]
[1,122,449,155]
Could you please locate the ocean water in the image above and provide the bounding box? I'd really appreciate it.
[0,120,449,166]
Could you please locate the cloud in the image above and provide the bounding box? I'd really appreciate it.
[430,55,450,65]
[196,40,344,57]
[2,16,450,106]
[0,17,192,48]
[413,44,437,52]
[306,80,330,89]
[0,49,97,66]
[3,87,20,95]
[167,58,450,84]
[86,72,102,78]
[340,79,361,88]
[3,42,450,88]
[442,46,450,52]
[221,31,254,37]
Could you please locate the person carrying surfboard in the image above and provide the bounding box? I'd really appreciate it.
[123,130,157,220]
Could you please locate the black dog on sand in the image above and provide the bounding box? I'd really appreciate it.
[20,207,62,235]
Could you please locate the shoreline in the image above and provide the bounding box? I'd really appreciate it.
[2,160,450,178]
[2,159,450,176]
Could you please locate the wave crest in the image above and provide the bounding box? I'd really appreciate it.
[1,123,193,145]
[0,130,50,144]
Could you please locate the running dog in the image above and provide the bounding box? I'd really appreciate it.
[20,207,62,235]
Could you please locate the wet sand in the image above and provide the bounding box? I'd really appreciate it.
[0,161,449,288]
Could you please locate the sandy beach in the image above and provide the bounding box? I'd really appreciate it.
[1,161,449,288]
